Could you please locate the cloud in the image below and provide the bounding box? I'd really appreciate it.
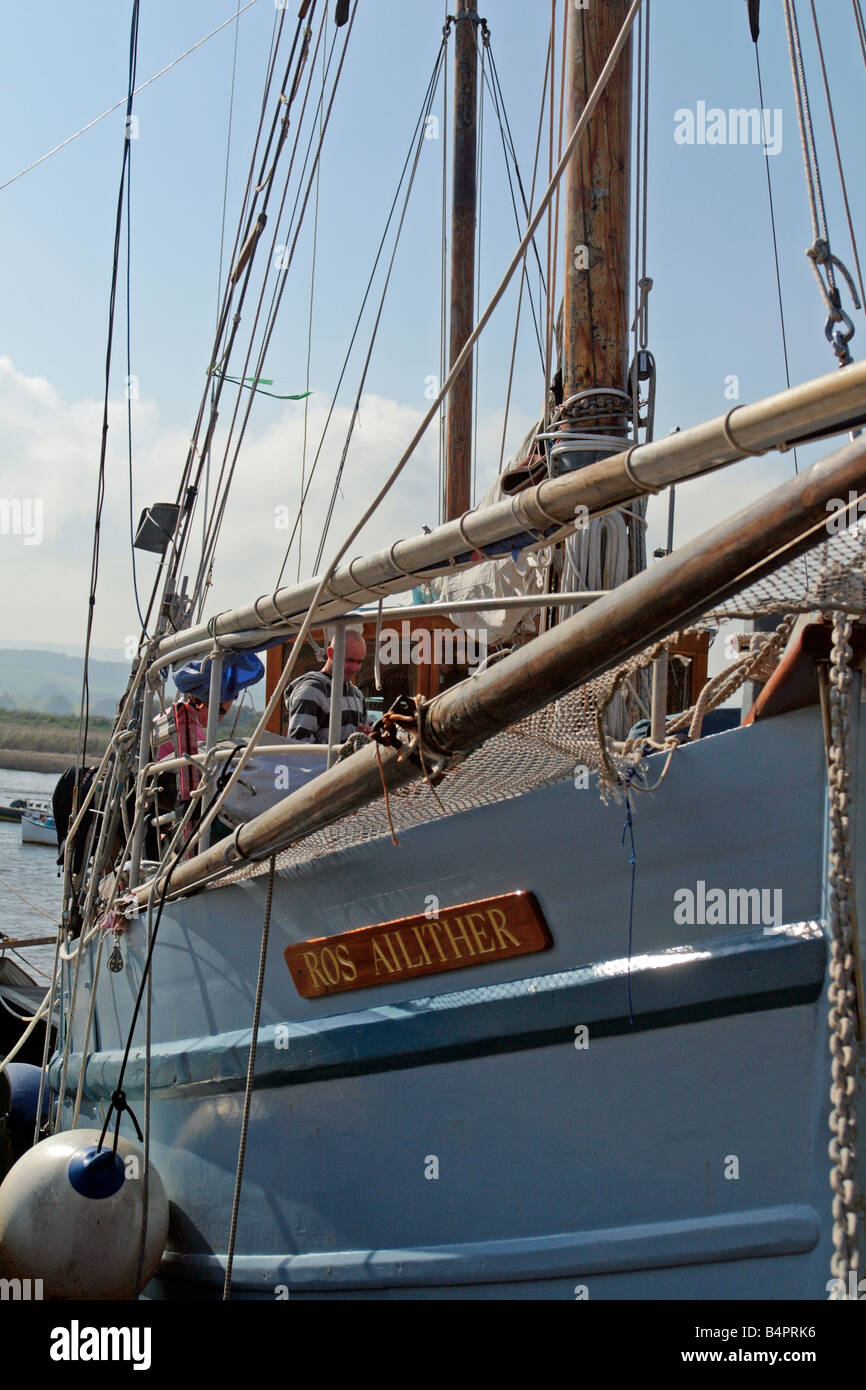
[0,352,814,680]
[0,357,535,651]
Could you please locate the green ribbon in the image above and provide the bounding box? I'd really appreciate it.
[208,367,311,401]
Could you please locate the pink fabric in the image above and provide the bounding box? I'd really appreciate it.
[157,701,207,800]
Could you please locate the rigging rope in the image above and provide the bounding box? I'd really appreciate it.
[0,987,57,1076]
[549,0,568,407]
[480,42,548,368]
[57,756,136,1121]
[207,1,289,380]
[439,12,449,524]
[312,35,445,568]
[544,0,557,431]
[126,86,148,638]
[854,0,866,70]
[70,932,107,1130]
[497,24,553,472]
[472,27,486,508]
[783,0,859,365]
[0,875,60,925]
[191,7,335,616]
[195,13,338,586]
[202,0,245,588]
[222,853,276,1299]
[200,9,357,600]
[89,764,210,1152]
[140,2,304,636]
[76,0,141,795]
[751,31,801,475]
[215,11,244,362]
[298,6,328,579]
[271,34,449,585]
[807,0,866,311]
[34,934,63,1141]
[0,0,259,194]
[631,0,643,450]
[134,892,154,1298]
[631,0,651,384]
[623,0,651,580]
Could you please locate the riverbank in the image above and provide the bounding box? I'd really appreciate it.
[0,708,110,774]
[0,705,261,773]
[0,748,72,773]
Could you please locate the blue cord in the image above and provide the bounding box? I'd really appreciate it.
[620,773,638,1028]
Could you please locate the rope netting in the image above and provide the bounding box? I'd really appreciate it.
[218,525,866,885]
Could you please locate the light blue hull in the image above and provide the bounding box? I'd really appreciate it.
[54,696,861,1299]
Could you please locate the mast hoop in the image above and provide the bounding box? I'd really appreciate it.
[387,541,420,579]
[622,446,661,497]
[531,491,573,530]
[455,509,503,560]
[721,409,763,461]
[320,577,352,609]
[253,593,295,629]
[347,557,393,600]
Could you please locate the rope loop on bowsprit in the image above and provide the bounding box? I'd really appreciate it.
[370,694,451,841]
[372,693,417,749]
[368,694,416,845]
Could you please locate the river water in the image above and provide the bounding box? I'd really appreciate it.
[0,768,63,980]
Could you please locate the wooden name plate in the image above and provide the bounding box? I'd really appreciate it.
[285,891,552,998]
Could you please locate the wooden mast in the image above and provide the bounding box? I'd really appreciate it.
[562,0,633,400]
[445,0,480,521]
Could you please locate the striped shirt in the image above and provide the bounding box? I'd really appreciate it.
[286,670,368,744]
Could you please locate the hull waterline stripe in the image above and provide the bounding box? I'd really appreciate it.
[54,923,825,1101]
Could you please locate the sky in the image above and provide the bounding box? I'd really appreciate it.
[0,0,864,665]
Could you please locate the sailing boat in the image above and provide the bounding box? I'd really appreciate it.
[3,0,866,1303]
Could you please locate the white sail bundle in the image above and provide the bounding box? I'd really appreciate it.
[434,476,552,643]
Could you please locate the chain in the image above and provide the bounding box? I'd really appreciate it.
[826,612,860,1297]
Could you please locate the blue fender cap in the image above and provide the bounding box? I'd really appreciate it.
[67,1144,126,1199]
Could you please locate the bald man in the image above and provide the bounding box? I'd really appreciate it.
[285,628,372,744]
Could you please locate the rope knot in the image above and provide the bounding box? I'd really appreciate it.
[108,1088,143,1142]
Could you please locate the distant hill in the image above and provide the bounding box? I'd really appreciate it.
[0,648,130,718]
[0,648,267,732]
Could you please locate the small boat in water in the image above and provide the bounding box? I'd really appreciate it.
[0,799,27,824]
[20,813,57,847]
